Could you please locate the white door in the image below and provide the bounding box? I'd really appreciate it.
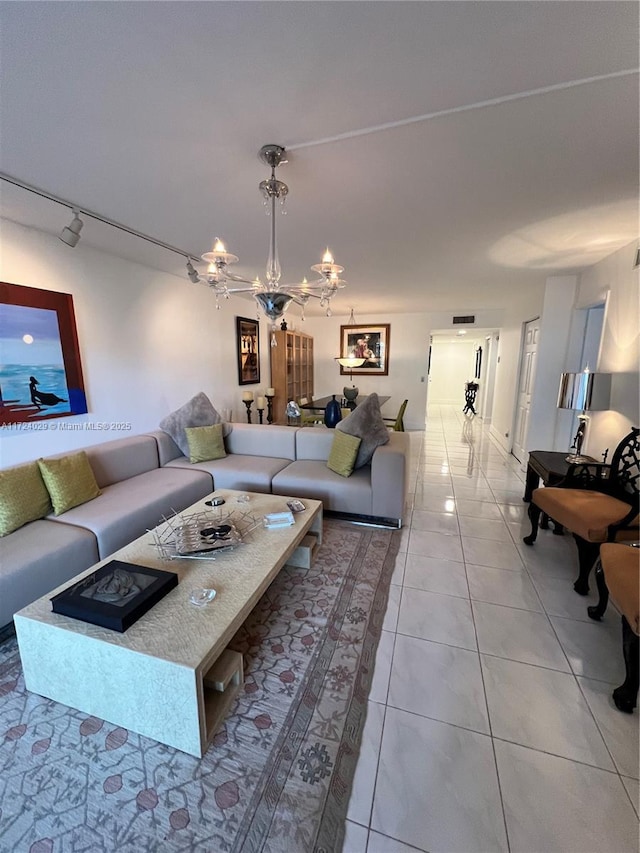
[512,319,540,462]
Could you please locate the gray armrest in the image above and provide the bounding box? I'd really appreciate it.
[371,432,409,522]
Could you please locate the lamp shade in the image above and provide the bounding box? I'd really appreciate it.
[335,356,366,368]
[557,371,611,412]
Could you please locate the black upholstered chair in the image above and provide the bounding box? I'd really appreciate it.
[587,543,639,713]
[523,427,640,595]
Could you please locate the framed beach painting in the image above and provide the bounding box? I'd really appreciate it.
[0,282,88,424]
[236,316,260,385]
[339,323,390,376]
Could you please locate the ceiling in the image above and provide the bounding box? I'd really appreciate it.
[1,2,638,317]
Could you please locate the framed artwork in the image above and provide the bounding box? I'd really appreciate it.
[236,316,260,385]
[0,282,88,424]
[51,560,178,632]
[339,324,390,376]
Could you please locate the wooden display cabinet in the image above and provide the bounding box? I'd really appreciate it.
[269,330,314,420]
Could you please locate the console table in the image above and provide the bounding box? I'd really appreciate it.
[523,450,596,532]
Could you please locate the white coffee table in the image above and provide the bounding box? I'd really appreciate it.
[14,490,322,757]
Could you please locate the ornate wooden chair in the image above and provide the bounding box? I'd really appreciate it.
[523,427,639,595]
[587,543,639,713]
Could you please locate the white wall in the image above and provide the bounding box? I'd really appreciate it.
[301,311,430,430]
[576,241,639,457]
[0,219,271,466]
[526,275,577,453]
[428,339,483,405]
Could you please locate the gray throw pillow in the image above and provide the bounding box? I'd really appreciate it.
[336,392,389,468]
[160,392,231,457]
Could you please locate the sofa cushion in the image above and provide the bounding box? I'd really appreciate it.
[0,519,99,628]
[148,430,184,466]
[160,392,230,456]
[49,467,212,558]
[85,435,160,487]
[0,462,52,536]
[327,431,361,477]
[166,455,291,493]
[38,451,101,515]
[185,424,226,463]
[225,423,297,460]
[295,428,336,461]
[272,460,373,515]
[336,393,389,468]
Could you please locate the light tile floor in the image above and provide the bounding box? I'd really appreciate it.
[344,405,639,853]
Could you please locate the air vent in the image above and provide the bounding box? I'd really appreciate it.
[452,315,475,325]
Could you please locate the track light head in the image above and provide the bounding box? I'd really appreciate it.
[186,259,200,283]
[59,209,83,247]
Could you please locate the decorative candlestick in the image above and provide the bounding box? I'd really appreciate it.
[265,389,275,425]
[256,396,265,424]
[242,391,254,423]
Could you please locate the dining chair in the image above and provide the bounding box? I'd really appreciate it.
[383,399,408,432]
[298,398,323,426]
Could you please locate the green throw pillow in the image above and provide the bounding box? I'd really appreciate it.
[0,461,52,536]
[327,431,362,477]
[38,451,101,515]
[185,424,227,463]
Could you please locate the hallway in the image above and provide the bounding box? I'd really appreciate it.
[344,405,639,852]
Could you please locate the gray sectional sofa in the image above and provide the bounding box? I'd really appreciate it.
[0,424,408,631]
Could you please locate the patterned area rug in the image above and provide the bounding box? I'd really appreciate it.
[0,521,400,853]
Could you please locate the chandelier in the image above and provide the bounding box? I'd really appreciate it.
[189,144,346,342]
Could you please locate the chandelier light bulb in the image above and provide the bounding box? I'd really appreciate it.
[322,248,334,264]
[213,238,226,253]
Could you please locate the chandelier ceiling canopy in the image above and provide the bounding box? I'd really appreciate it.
[190,145,346,335]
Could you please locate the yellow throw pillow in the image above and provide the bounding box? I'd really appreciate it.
[0,462,52,536]
[37,451,101,515]
[185,424,227,463]
[327,431,362,477]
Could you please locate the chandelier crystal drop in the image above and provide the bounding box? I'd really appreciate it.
[192,144,346,344]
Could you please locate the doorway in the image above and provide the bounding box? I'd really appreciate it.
[427,329,499,419]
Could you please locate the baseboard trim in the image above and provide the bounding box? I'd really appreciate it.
[324,510,402,529]
[0,621,16,645]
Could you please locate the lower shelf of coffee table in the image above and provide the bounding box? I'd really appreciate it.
[202,649,244,742]
[287,532,320,569]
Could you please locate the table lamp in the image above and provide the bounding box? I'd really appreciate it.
[557,368,611,462]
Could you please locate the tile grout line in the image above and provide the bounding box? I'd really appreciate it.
[447,411,513,853]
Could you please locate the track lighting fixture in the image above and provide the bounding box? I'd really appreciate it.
[186,259,200,283]
[1,173,203,266]
[59,209,84,247]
